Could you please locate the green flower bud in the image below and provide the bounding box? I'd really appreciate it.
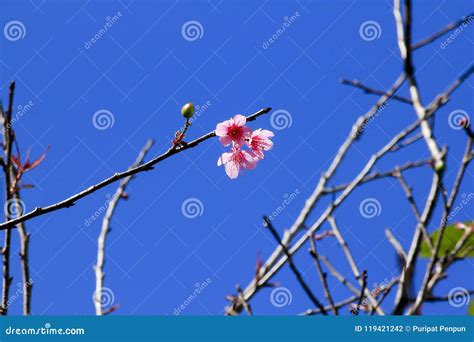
[434,160,445,173]
[181,102,195,119]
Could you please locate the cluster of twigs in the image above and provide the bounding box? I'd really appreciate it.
[225,1,473,316]
[0,77,271,315]
[0,0,471,317]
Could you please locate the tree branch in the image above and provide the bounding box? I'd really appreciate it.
[0,107,272,231]
[94,139,154,316]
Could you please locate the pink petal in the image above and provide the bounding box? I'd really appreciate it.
[219,136,233,146]
[225,161,239,179]
[259,129,274,138]
[233,114,247,126]
[242,151,258,169]
[217,152,231,166]
[215,122,230,136]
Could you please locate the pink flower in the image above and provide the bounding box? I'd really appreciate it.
[247,129,274,159]
[215,114,252,147]
[217,147,257,179]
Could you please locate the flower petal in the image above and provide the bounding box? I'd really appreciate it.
[215,122,230,136]
[233,114,247,126]
[225,161,239,179]
[219,136,233,146]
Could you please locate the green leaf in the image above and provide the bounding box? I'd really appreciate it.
[420,222,473,258]
[469,301,474,316]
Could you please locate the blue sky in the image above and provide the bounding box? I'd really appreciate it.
[0,0,472,315]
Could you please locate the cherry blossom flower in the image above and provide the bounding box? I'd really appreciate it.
[217,147,257,179]
[247,129,274,159]
[215,114,252,147]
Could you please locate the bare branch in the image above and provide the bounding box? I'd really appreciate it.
[1,81,15,315]
[385,229,407,263]
[0,107,272,231]
[94,139,154,316]
[340,79,413,104]
[309,236,338,314]
[263,216,327,315]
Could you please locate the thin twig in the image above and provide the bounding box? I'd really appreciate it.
[412,13,474,50]
[262,216,327,314]
[301,296,357,316]
[309,236,338,314]
[328,217,382,314]
[94,139,154,315]
[340,79,413,104]
[353,270,368,315]
[1,81,15,315]
[0,107,272,231]
[322,158,431,194]
[385,229,407,263]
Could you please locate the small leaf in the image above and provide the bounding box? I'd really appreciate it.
[420,222,474,258]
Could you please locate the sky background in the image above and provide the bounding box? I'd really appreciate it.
[0,0,472,315]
